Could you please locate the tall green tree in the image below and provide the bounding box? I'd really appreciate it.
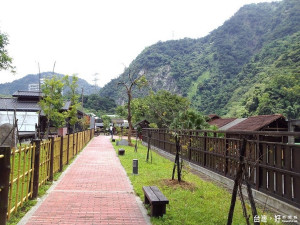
[39,76,67,138]
[0,31,14,72]
[116,90,191,128]
[171,109,209,130]
[101,115,111,133]
[146,90,190,128]
[65,75,81,132]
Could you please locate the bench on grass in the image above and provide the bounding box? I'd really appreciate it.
[142,186,169,217]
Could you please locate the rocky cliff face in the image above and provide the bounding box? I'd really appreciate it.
[148,66,179,93]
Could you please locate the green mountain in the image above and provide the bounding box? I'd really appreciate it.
[0,72,100,96]
[99,0,300,119]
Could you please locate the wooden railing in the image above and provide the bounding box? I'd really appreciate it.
[0,129,94,224]
[142,129,300,209]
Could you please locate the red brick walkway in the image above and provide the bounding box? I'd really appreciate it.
[24,136,149,225]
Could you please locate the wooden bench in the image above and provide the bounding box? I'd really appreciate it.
[142,186,169,217]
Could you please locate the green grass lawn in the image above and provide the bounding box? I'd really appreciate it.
[113,140,280,225]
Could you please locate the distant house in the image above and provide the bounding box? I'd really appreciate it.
[0,90,87,140]
[111,118,129,128]
[134,120,150,129]
[227,114,288,132]
[208,114,289,142]
[208,114,288,132]
[208,117,237,130]
[0,91,42,139]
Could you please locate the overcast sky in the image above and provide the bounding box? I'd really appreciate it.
[0,0,278,87]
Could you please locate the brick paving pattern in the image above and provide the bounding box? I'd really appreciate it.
[25,136,148,225]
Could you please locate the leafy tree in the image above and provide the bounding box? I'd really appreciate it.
[79,116,90,130]
[117,68,147,146]
[65,75,81,132]
[39,76,67,138]
[171,109,209,130]
[115,90,191,128]
[101,115,111,133]
[0,31,14,72]
[116,105,128,118]
[146,90,190,128]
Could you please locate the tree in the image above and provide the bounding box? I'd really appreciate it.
[39,76,67,138]
[65,75,81,133]
[0,31,14,72]
[116,90,191,128]
[169,109,210,183]
[101,115,111,133]
[118,68,147,146]
[171,109,209,130]
[147,90,190,128]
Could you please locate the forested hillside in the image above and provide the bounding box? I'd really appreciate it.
[99,0,300,119]
[0,72,99,96]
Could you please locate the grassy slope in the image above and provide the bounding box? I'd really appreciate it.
[113,140,279,225]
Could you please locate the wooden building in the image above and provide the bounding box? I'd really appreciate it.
[0,90,87,140]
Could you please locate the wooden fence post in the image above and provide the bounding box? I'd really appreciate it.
[76,133,78,154]
[225,133,229,176]
[189,131,192,161]
[0,147,11,225]
[49,137,55,181]
[204,132,207,167]
[73,133,76,156]
[59,136,63,172]
[67,134,70,165]
[255,134,260,190]
[31,139,41,199]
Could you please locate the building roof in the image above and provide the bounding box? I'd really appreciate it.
[219,118,247,131]
[0,98,40,111]
[112,118,126,124]
[207,114,221,121]
[62,101,71,111]
[0,98,71,112]
[208,118,237,128]
[228,114,286,131]
[12,90,43,98]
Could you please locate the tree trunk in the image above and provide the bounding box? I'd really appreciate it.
[127,90,133,146]
[46,118,50,139]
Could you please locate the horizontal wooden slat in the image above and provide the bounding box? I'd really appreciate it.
[150,186,169,204]
[143,186,159,202]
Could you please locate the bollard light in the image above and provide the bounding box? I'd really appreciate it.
[118,148,125,156]
[133,159,138,175]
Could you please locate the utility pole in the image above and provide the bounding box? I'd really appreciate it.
[38,62,41,92]
[81,88,84,109]
[92,73,99,94]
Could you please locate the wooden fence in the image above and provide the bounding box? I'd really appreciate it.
[142,129,300,209]
[0,129,94,224]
